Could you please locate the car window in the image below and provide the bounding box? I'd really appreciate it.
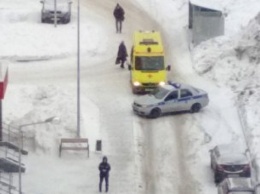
[153,87,170,99]
[180,89,192,98]
[165,91,178,101]
[191,87,200,94]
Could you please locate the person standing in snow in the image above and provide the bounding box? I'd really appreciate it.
[113,3,125,33]
[116,41,128,68]
[99,156,111,192]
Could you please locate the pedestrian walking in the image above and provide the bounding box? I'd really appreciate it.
[113,3,125,33]
[99,156,111,192]
[116,41,128,68]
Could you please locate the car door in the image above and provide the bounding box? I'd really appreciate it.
[178,89,193,111]
[163,90,179,113]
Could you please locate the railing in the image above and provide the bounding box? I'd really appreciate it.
[1,123,26,194]
[0,170,17,194]
[237,102,260,182]
[2,123,24,150]
[0,146,19,163]
[237,105,251,154]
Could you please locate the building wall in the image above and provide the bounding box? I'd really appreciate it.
[190,5,224,46]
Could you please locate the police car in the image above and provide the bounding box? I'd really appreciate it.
[132,81,209,118]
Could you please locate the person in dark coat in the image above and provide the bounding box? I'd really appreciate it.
[116,41,128,68]
[99,156,111,192]
[113,3,125,33]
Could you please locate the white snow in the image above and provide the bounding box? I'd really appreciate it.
[1,0,260,193]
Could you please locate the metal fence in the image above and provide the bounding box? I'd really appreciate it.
[0,170,18,194]
[2,123,22,149]
[0,123,25,194]
[237,103,260,182]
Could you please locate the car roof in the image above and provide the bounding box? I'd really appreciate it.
[225,178,254,190]
[215,144,246,155]
[218,153,249,164]
[161,82,197,91]
[215,144,249,164]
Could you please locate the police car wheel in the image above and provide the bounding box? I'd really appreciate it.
[191,103,201,113]
[149,108,161,118]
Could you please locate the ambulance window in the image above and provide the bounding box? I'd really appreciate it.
[147,57,164,70]
[135,56,164,70]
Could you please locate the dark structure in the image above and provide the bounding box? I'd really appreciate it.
[40,0,72,24]
[99,156,111,192]
[189,0,225,46]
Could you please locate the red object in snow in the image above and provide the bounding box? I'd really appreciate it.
[0,64,8,99]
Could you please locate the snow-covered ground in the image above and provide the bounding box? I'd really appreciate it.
[1,0,260,193]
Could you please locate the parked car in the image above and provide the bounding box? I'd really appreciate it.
[218,177,256,194]
[210,144,251,184]
[40,0,72,24]
[132,81,209,118]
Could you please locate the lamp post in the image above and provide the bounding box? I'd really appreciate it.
[18,116,60,194]
[77,0,81,138]
[54,0,57,27]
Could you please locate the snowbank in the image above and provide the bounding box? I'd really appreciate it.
[193,11,260,178]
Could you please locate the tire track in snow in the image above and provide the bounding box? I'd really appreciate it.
[80,0,200,194]
[134,115,200,194]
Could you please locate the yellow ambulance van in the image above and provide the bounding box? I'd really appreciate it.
[128,31,171,94]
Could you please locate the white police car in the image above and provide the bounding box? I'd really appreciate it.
[132,81,209,118]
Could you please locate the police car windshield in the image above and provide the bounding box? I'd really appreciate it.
[152,87,170,99]
[135,56,164,71]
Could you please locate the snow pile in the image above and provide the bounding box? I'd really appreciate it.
[6,85,100,154]
[193,12,260,90]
